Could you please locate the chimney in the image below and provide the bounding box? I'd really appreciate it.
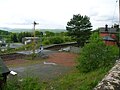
[105,24,108,31]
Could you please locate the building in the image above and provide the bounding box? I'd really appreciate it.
[99,25,117,46]
[22,37,39,45]
[0,58,10,89]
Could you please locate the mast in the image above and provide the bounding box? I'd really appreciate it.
[33,21,39,55]
[118,0,120,59]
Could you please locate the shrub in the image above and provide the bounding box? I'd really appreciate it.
[42,40,51,45]
[49,36,64,44]
[77,32,119,73]
[63,36,73,42]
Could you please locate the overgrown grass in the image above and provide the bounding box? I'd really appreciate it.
[5,76,46,90]
[5,67,109,90]
[46,67,110,90]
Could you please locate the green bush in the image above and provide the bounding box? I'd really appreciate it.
[63,36,73,42]
[48,68,109,90]
[42,40,51,45]
[42,36,72,45]
[49,36,64,44]
[77,32,119,73]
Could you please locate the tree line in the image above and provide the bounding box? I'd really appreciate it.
[0,29,73,46]
[5,13,119,47]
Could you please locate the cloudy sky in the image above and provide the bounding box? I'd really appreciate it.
[0,0,119,30]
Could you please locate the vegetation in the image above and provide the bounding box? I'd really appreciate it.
[9,28,66,33]
[114,24,120,47]
[5,76,46,90]
[44,32,119,90]
[10,33,18,42]
[47,68,109,90]
[7,31,72,44]
[77,32,119,73]
[66,14,92,47]
[45,31,55,37]
[0,16,119,90]
[0,30,74,55]
[0,30,11,42]
[49,36,64,44]
[10,32,33,43]
[0,30,10,35]
[17,32,32,42]
[5,68,110,90]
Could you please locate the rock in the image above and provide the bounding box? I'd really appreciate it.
[94,60,120,90]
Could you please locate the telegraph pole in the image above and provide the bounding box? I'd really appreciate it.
[33,21,39,55]
[118,0,120,59]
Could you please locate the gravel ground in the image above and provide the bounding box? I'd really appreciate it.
[9,63,73,81]
[6,52,78,81]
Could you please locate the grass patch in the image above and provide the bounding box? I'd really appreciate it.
[7,56,47,68]
[6,76,46,90]
[6,64,111,90]
[7,60,44,68]
[46,67,110,90]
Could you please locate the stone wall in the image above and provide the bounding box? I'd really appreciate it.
[94,60,120,90]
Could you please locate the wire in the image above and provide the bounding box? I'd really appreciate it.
[111,0,118,25]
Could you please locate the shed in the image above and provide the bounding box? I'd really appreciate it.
[22,37,39,44]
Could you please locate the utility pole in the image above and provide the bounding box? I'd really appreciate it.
[33,21,39,55]
[118,0,120,59]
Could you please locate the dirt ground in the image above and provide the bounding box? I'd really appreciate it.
[6,52,78,80]
[5,52,78,67]
[47,52,78,67]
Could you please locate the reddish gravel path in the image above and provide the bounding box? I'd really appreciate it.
[47,52,78,67]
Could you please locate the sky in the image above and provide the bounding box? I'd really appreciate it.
[0,0,119,30]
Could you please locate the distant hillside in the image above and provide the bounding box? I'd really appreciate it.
[9,28,66,33]
[0,29,11,35]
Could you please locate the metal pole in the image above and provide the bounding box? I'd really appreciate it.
[118,0,120,59]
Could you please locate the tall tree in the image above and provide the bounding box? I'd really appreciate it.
[10,33,18,42]
[66,14,92,47]
[18,32,24,42]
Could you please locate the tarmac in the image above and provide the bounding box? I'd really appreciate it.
[9,62,72,81]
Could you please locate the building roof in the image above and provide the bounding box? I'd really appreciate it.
[0,58,10,74]
[24,37,39,40]
[99,27,117,33]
